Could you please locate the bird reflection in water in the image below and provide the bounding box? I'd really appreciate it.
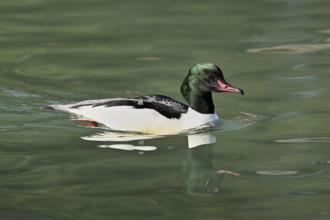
[82,131,240,195]
[183,136,239,195]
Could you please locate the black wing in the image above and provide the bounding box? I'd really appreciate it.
[71,95,189,119]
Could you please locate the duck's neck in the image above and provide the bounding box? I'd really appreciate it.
[180,76,215,114]
[185,91,215,114]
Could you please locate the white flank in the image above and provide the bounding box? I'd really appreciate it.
[50,102,219,135]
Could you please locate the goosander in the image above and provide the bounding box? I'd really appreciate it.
[45,63,244,134]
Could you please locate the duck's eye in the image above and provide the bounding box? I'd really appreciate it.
[205,76,214,83]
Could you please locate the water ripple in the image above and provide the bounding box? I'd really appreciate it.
[274,137,330,143]
[256,169,326,178]
[256,170,298,175]
[0,87,40,98]
[310,159,330,166]
[0,51,40,63]
[246,44,330,54]
[0,155,30,167]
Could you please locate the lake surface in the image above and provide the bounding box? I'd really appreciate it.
[1,0,330,219]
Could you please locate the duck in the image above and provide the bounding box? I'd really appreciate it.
[45,63,244,134]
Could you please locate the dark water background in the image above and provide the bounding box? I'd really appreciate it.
[1,0,330,219]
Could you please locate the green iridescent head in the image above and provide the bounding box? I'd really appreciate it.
[180,63,243,113]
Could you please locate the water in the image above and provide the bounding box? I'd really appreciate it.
[1,0,330,219]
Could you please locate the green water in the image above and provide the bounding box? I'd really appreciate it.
[1,0,330,219]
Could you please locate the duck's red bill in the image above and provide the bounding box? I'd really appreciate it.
[217,80,244,95]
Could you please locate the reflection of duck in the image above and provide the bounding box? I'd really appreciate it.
[45,63,243,134]
[84,132,218,150]
[183,134,239,195]
[183,144,223,194]
[84,131,239,195]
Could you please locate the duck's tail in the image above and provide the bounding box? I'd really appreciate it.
[41,105,56,110]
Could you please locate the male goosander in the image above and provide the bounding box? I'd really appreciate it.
[46,63,244,134]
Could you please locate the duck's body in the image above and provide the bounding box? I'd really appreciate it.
[49,95,219,134]
[46,63,243,134]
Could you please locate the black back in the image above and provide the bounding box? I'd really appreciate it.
[70,95,189,119]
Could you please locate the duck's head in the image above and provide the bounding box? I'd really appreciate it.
[181,63,244,113]
[181,63,244,95]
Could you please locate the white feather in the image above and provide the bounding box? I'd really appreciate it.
[50,102,219,135]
